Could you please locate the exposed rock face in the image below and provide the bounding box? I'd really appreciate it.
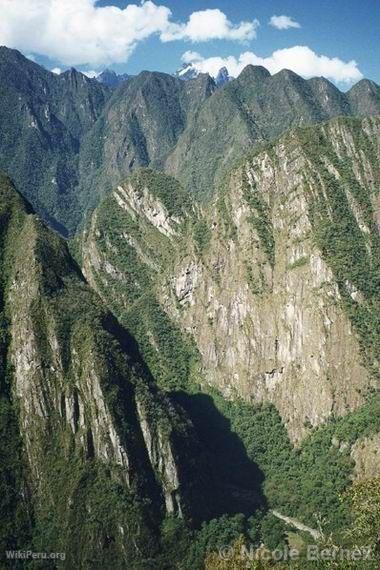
[0,173,209,563]
[351,435,380,479]
[136,400,182,516]
[114,183,182,238]
[10,217,127,487]
[81,117,380,443]
[163,120,379,442]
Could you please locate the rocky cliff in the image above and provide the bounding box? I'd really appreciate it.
[80,116,380,443]
[0,172,213,565]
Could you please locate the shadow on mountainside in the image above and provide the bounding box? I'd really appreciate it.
[101,312,267,523]
[171,391,267,520]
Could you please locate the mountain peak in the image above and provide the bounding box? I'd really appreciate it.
[347,77,380,115]
[97,68,130,87]
[0,45,24,60]
[348,78,379,94]
[215,66,232,87]
[176,63,233,86]
[238,64,271,82]
[272,68,304,83]
[176,63,199,81]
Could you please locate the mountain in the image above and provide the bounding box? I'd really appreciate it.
[0,46,110,234]
[78,118,380,549]
[76,70,217,221]
[1,171,280,566]
[347,78,380,115]
[96,68,130,87]
[0,46,380,235]
[80,116,380,442]
[164,66,358,199]
[175,63,200,81]
[0,171,207,563]
[175,63,234,87]
[79,62,380,217]
[176,64,233,86]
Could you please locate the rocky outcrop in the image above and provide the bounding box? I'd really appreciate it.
[114,183,182,238]
[351,435,380,480]
[136,400,182,516]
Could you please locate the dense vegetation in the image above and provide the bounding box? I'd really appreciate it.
[128,168,193,218]
[242,171,275,267]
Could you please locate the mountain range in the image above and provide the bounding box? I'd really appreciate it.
[0,44,379,568]
[1,45,380,236]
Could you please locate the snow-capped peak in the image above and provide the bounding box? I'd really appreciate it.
[176,63,200,81]
[175,64,234,86]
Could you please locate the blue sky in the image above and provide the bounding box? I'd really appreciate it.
[0,1,379,87]
[105,0,380,83]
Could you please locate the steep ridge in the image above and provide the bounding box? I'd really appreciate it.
[81,116,380,443]
[0,172,225,566]
[77,71,216,220]
[73,64,380,213]
[81,65,380,210]
[165,67,370,199]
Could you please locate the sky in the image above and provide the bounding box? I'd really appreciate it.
[0,0,379,88]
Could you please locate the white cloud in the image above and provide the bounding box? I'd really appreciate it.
[161,9,259,42]
[182,46,363,84]
[182,51,203,65]
[0,0,171,66]
[0,0,259,67]
[269,15,301,30]
[51,67,62,75]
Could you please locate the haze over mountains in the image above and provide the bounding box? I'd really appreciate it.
[1,45,379,235]
[0,43,380,568]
